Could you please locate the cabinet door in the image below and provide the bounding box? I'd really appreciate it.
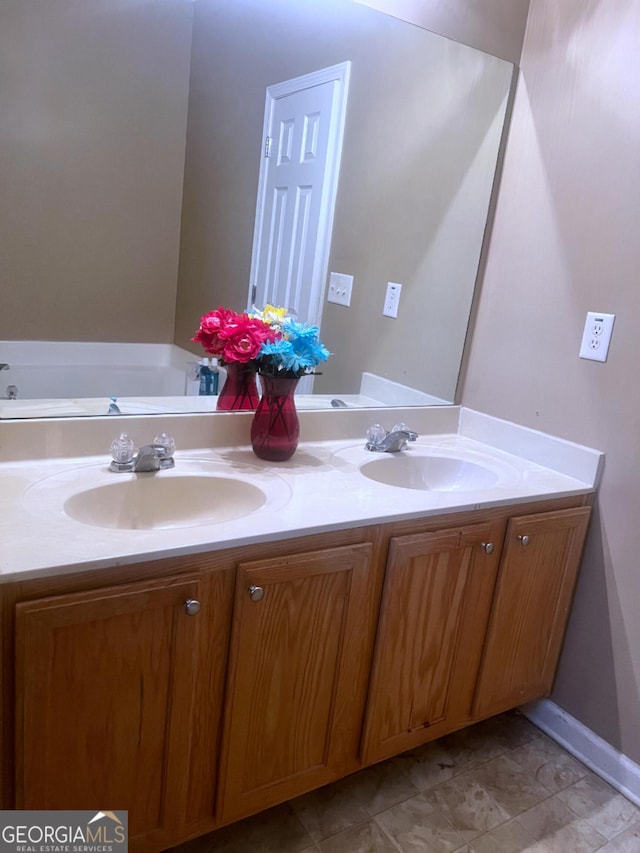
[15,574,204,848]
[473,506,591,719]
[361,520,504,766]
[218,543,373,824]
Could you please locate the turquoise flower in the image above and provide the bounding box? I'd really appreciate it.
[257,316,330,377]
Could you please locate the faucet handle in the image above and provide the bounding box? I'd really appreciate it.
[366,423,387,445]
[153,433,176,459]
[110,433,135,470]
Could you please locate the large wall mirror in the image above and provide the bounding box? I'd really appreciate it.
[0,0,514,418]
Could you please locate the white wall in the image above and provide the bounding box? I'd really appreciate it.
[463,1,640,763]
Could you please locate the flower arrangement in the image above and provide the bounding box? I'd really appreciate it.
[192,304,329,379]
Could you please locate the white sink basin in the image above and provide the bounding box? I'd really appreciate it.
[359,454,500,492]
[63,475,267,530]
[24,459,292,531]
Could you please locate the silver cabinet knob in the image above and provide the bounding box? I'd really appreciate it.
[481,542,494,555]
[184,599,201,616]
[517,534,530,546]
[249,585,264,602]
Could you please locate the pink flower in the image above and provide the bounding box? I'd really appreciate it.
[192,307,278,364]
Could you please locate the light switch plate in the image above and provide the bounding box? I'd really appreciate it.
[579,311,615,362]
[327,272,353,307]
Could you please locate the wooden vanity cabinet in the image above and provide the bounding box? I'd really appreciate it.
[3,496,592,853]
[361,503,591,768]
[361,518,505,765]
[216,542,382,825]
[5,526,386,850]
[15,575,202,846]
[472,506,591,719]
[10,563,236,853]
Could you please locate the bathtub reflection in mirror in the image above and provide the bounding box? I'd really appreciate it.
[0,0,514,418]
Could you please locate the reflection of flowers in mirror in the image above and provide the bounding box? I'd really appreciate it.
[192,306,275,364]
[192,305,330,379]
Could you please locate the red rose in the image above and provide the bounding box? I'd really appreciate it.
[192,308,278,363]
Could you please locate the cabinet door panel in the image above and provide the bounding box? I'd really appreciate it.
[473,506,591,718]
[15,575,202,845]
[218,543,373,823]
[362,521,503,765]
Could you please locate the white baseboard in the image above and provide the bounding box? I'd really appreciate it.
[521,699,640,807]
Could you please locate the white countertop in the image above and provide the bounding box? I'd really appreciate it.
[0,407,603,583]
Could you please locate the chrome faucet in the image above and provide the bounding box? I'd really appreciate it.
[1,365,17,400]
[365,423,418,452]
[109,432,176,472]
[131,444,174,472]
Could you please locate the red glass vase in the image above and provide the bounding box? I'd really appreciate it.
[216,362,259,411]
[250,374,300,461]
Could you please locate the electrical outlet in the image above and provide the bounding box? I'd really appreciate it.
[327,272,353,307]
[579,311,615,362]
[383,282,402,318]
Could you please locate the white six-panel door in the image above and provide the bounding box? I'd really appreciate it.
[248,63,350,391]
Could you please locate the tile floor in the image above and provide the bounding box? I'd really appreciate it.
[168,712,640,853]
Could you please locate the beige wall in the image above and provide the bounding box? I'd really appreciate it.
[358,0,530,64]
[319,45,509,400]
[0,0,193,343]
[463,1,640,762]
[175,0,511,401]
